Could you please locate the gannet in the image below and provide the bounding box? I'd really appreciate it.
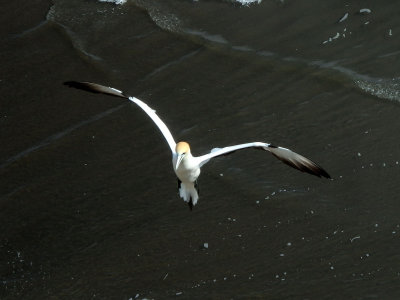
[64,81,330,210]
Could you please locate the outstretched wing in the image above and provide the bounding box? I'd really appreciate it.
[64,81,177,153]
[197,142,330,178]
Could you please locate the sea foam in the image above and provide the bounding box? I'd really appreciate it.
[97,0,263,6]
[235,0,262,4]
[98,0,127,5]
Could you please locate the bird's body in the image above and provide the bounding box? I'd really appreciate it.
[173,142,201,208]
[65,81,331,210]
[174,145,200,184]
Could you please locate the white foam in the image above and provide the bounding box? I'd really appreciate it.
[235,0,262,4]
[98,0,127,4]
[339,12,349,23]
[355,77,400,102]
[359,8,372,14]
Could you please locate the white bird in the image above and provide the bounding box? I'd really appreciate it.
[65,81,330,210]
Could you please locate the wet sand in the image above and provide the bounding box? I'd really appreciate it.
[1,0,400,299]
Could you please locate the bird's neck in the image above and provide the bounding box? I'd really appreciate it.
[181,152,197,168]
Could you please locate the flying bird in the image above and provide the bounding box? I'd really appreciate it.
[64,81,330,210]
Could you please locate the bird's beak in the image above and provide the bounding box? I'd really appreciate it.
[175,154,184,170]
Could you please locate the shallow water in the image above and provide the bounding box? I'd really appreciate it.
[1,0,400,299]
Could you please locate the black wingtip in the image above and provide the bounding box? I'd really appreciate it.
[319,168,331,179]
[267,146,331,180]
[64,81,91,90]
[300,162,331,179]
[64,81,75,86]
[309,162,331,179]
[64,81,103,95]
[63,81,127,98]
[302,161,331,179]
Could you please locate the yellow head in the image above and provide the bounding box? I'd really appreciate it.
[175,141,191,170]
[176,141,191,155]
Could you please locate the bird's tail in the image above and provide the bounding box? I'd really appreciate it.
[178,180,199,210]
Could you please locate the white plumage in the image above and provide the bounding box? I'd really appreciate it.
[65,81,330,210]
